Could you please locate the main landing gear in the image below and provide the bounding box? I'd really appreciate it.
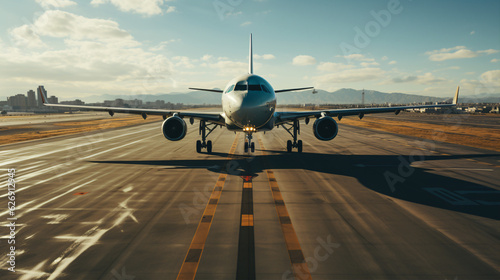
[196,120,217,153]
[244,133,255,153]
[281,120,303,153]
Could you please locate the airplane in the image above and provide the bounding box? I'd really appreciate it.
[38,34,460,153]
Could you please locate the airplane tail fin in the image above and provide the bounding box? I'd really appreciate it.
[453,86,460,105]
[249,33,253,74]
[38,85,49,105]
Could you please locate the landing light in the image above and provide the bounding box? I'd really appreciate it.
[243,126,256,132]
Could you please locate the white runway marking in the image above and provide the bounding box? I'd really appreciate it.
[0,126,156,166]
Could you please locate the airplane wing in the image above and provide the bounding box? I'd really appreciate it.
[274,87,314,93]
[275,86,460,125]
[38,87,225,125]
[188,88,223,93]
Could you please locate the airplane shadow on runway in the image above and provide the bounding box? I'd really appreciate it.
[91,151,500,220]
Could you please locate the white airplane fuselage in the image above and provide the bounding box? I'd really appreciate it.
[222,74,277,131]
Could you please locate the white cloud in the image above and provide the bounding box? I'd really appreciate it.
[480,70,500,87]
[361,61,379,67]
[11,10,137,49]
[381,56,388,61]
[9,25,46,49]
[479,49,499,55]
[460,70,500,94]
[1,11,175,96]
[208,60,248,76]
[149,39,179,51]
[254,54,275,60]
[426,46,499,61]
[470,31,475,35]
[241,21,252,26]
[313,68,385,84]
[201,55,213,61]
[491,58,499,63]
[172,56,195,69]
[35,0,77,9]
[335,53,374,62]
[388,60,397,65]
[30,10,136,46]
[91,0,173,17]
[388,72,446,85]
[166,6,176,13]
[292,55,317,66]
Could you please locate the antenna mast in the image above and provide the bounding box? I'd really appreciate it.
[362,89,365,106]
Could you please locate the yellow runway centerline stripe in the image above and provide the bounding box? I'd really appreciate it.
[241,214,254,226]
[176,134,239,280]
[257,136,313,280]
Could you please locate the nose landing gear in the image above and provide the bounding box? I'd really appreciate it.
[244,133,255,153]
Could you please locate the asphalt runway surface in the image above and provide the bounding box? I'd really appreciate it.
[1,119,499,279]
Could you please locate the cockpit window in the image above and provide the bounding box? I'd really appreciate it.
[234,81,247,91]
[261,84,270,93]
[225,84,235,93]
[248,84,262,91]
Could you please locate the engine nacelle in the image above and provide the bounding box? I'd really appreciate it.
[161,116,187,141]
[313,116,339,141]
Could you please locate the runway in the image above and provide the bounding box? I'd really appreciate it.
[1,119,499,280]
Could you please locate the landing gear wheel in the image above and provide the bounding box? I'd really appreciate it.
[244,142,249,153]
[250,142,255,153]
[297,140,303,153]
[196,140,202,153]
[286,140,292,153]
[207,140,212,153]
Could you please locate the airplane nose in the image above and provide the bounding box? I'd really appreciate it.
[231,92,271,127]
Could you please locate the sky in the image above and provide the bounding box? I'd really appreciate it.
[0,0,499,101]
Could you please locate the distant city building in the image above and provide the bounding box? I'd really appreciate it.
[145,100,165,108]
[124,99,143,108]
[27,90,37,108]
[104,99,124,107]
[0,100,9,111]
[103,100,113,107]
[7,94,27,110]
[48,96,58,104]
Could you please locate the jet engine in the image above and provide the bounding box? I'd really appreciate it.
[161,116,187,141]
[313,116,338,141]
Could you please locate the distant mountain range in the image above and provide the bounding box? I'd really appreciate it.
[76,88,500,105]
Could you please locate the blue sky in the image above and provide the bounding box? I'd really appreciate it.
[0,0,499,100]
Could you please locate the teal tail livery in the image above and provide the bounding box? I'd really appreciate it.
[39,34,459,153]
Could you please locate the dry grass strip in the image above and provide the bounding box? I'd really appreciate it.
[341,117,500,152]
[0,115,162,145]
